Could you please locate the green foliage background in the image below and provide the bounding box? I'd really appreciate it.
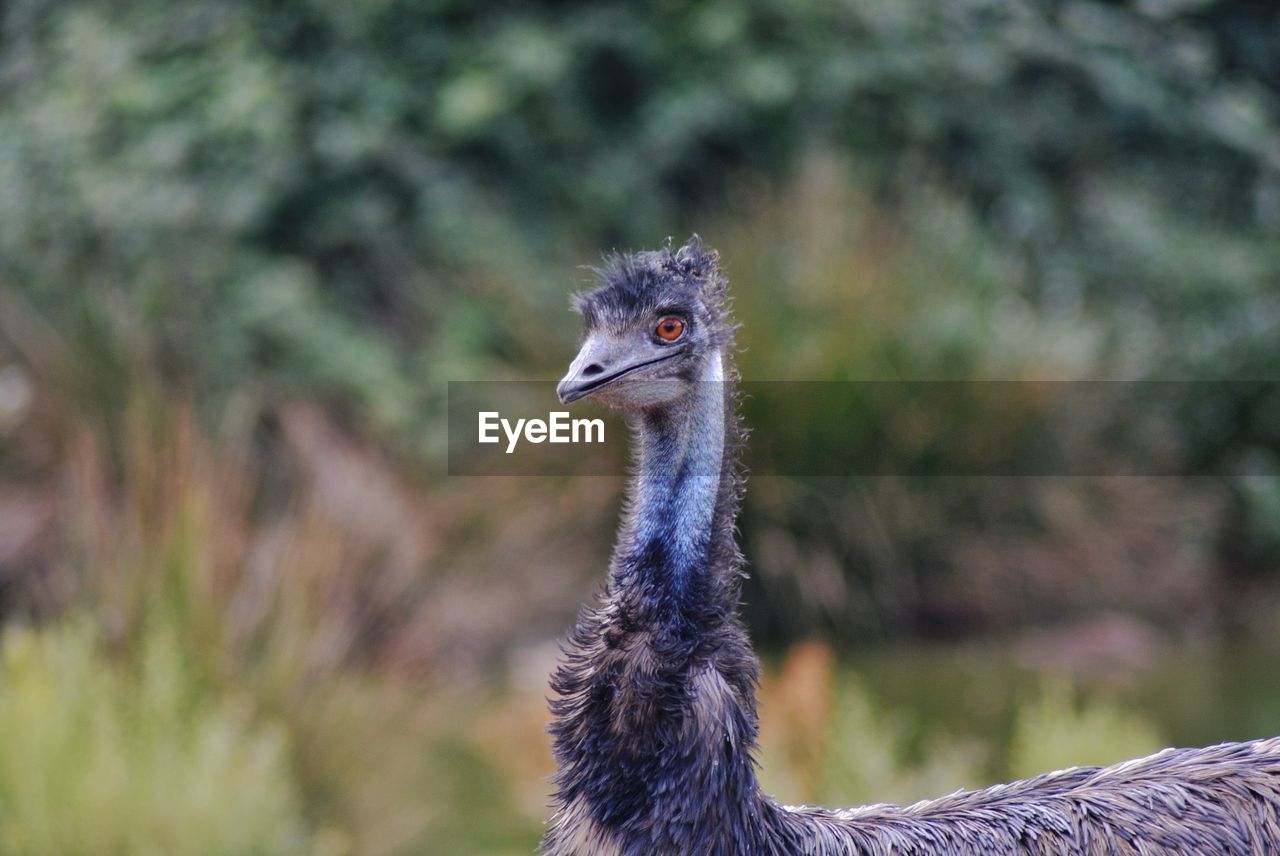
[5,0,1279,418]
[1,0,1278,851]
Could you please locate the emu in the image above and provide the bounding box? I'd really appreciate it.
[544,237,1280,855]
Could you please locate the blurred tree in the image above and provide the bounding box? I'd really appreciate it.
[1,0,1277,632]
[4,1,1277,406]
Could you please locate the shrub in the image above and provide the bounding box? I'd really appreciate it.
[1009,679,1164,781]
[0,617,314,855]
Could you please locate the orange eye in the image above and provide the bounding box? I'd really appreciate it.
[655,316,685,342]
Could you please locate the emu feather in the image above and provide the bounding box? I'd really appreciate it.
[544,237,1280,855]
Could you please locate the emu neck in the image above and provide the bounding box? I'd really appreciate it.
[617,352,729,630]
[545,347,769,854]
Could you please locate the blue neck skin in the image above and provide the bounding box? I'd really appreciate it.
[615,352,726,630]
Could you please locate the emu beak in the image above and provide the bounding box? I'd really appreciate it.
[557,335,620,404]
[557,335,682,404]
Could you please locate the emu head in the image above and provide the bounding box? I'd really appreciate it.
[557,237,731,413]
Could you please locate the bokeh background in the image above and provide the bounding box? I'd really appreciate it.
[2,1,1280,853]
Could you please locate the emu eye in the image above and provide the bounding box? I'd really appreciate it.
[655,316,685,342]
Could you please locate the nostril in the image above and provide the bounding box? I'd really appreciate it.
[582,363,605,377]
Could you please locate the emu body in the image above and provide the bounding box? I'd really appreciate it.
[544,239,1280,855]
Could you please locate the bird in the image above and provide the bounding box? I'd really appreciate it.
[543,237,1280,855]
